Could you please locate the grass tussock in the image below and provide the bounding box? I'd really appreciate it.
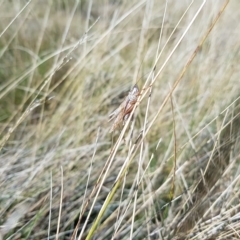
[1,0,240,239]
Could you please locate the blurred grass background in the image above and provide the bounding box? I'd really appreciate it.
[0,0,240,239]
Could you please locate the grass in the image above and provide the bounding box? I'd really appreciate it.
[1,0,240,239]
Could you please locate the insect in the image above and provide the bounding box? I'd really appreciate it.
[109,84,139,133]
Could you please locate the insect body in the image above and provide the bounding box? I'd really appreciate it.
[109,85,139,132]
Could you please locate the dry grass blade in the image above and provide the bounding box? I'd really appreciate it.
[55,166,63,240]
